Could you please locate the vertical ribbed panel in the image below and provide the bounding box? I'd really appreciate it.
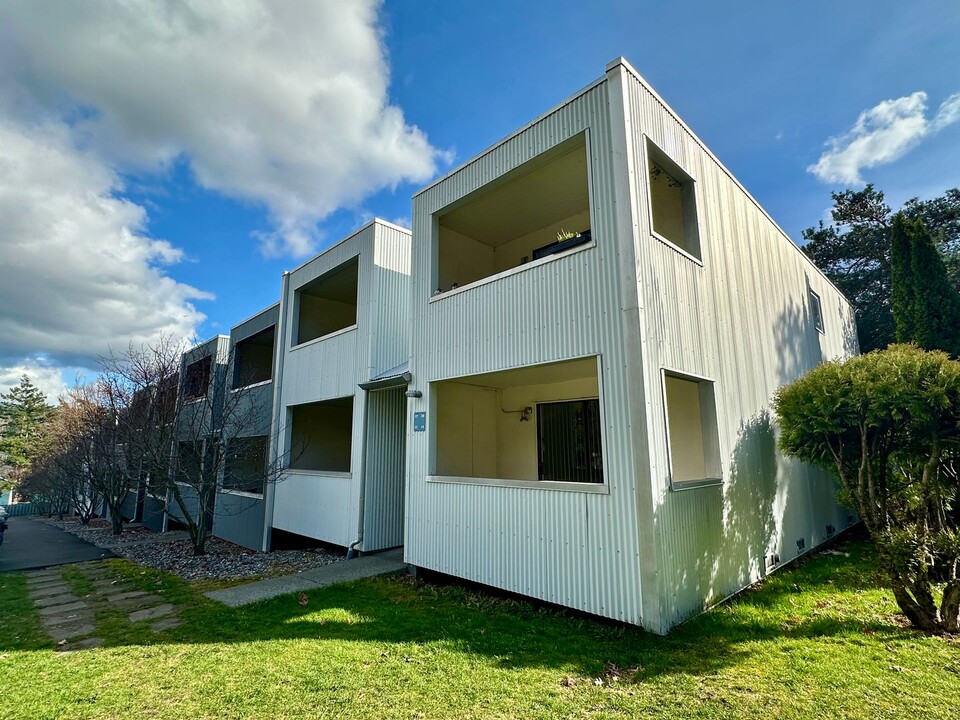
[212,493,266,550]
[621,65,858,629]
[368,224,413,378]
[272,221,412,546]
[362,386,406,551]
[407,81,646,625]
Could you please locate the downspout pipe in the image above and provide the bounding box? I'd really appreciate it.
[347,388,370,559]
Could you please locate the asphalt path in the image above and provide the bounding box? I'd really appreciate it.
[0,517,114,572]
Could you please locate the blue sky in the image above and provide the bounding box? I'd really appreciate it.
[0,1,958,398]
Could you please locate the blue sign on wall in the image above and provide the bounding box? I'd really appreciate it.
[413,411,426,432]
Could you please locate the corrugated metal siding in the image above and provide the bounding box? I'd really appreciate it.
[140,495,165,532]
[167,484,201,526]
[406,81,647,624]
[271,221,412,546]
[212,492,266,550]
[620,64,858,630]
[362,386,406,551]
[119,492,139,521]
[368,224,412,378]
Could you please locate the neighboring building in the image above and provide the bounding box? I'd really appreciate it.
[263,219,411,553]
[402,58,858,634]
[211,303,280,550]
[166,335,231,534]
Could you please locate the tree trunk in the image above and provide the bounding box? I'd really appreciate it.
[889,572,941,632]
[941,579,960,632]
[191,520,208,556]
[109,502,124,535]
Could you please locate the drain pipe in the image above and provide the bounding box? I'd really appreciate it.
[347,388,370,559]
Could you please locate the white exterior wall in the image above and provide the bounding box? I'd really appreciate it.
[613,59,858,631]
[406,80,651,625]
[269,220,411,547]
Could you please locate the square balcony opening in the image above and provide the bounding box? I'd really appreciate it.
[432,356,604,484]
[232,325,275,388]
[223,435,267,495]
[183,356,212,401]
[294,257,359,345]
[288,396,354,472]
[434,132,592,294]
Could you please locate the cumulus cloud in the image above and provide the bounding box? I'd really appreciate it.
[0,121,208,371]
[0,0,447,257]
[808,91,960,184]
[0,360,71,402]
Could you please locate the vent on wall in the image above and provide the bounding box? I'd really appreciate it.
[826,524,836,537]
[796,538,806,551]
[766,553,780,569]
[847,514,855,526]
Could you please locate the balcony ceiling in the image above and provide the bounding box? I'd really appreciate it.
[439,140,590,248]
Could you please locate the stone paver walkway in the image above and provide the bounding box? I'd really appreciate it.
[23,560,183,651]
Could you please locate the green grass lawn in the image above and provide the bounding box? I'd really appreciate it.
[1,536,957,719]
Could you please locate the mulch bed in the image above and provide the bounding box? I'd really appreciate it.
[35,517,344,582]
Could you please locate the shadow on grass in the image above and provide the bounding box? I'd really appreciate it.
[0,535,926,682]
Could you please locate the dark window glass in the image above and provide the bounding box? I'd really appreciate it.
[537,399,603,483]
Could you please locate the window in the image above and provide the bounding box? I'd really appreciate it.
[646,139,701,260]
[288,396,354,472]
[233,326,275,389]
[537,399,603,483]
[809,289,824,333]
[432,356,604,485]
[662,372,721,488]
[223,436,268,495]
[183,356,212,401]
[294,257,359,345]
[434,133,592,293]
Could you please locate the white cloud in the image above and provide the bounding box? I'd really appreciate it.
[0,121,208,370]
[0,359,71,403]
[0,0,447,257]
[809,91,960,184]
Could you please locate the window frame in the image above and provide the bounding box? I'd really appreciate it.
[809,289,825,334]
[643,136,703,264]
[660,367,723,491]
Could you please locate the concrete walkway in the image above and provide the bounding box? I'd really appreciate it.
[0,517,114,572]
[205,549,408,607]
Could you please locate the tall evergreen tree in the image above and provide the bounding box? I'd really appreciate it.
[889,214,916,343]
[889,214,960,356]
[0,375,54,486]
[908,219,960,356]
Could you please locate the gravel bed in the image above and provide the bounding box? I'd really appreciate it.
[39,519,156,547]
[34,517,344,582]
